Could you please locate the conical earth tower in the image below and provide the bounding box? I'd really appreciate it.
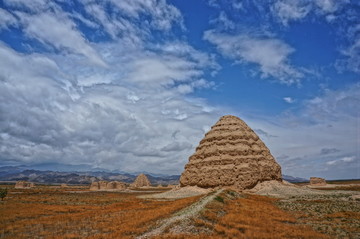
[180,115,282,190]
[131,173,151,187]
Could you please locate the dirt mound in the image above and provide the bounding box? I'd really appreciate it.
[310,177,326,186]
[141,186,212,199]
[106,181,126,190]
[15,181,35,189]
[131,174,151,188]
[246,180,324,198]
[90,181,126,191]
[180,115,282,190]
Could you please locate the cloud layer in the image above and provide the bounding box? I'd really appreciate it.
[0,0,221,174]
[0,0,358,179]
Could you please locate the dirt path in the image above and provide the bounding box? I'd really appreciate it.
[137,189,223,238]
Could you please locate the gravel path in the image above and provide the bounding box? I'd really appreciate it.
[137,189,223,238]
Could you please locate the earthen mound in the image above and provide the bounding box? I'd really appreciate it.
[90,181,100,191]
[15,181,35,189]
[180,115,282,190]
[247,180,324,198]
[106,181,126,190]
[130,174,151,188]
[60,183,68,188]
[310,177,326,186]
[90,181,126,191]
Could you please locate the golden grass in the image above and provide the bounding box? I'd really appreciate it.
[155,192,328,239]
[0,187,200,238]
[313,185,360,191]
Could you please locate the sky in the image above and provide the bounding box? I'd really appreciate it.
[0,0,359,180]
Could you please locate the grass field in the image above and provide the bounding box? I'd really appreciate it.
[0,186,200,239]
[1,182,359,238]
[154,191,328,239]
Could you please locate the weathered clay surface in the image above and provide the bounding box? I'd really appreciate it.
[130,174,151,188]
[90,181,126,190]
[106,181,126,190]
[15,181,35,189]
[180,115,282,190]
[90,181,100,191]
[310,177,326,185]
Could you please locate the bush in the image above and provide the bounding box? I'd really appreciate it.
[227,191,236,196]
[214,196,224,203]
[0,188,7,201]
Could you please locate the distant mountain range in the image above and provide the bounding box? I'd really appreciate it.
[0,166,180,185]
[0,165,308,185]
[282,175,308,183]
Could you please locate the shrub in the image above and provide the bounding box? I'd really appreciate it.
[214,196,224,203]
[0,188,7,201]
[227,191,236,196]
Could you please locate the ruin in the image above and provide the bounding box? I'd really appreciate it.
[180,115,282,190]
[130,174,151,188]
[310,177,327,186]
[90,181,126,191]
[15,181,35,189]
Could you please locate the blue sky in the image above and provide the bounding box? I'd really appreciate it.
[0,0,359,179]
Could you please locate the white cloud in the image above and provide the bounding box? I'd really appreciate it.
[78,0,184,51]
[326,156,355,165]
[177,79,215,94]
[246,114,359,179]
[157,41,219,72]
[82,2,141,41]
[3,0,49,11]
[70,12,99,29]
[340,24,360,73]
[283,97,295,103]
[124,54,201,86]
[326,160,337,166]
[269,0,357,75]
[204,30,303,84]
[341,156,355,162]
[0,12,221,174]
[108,0,183,31]
[315,0,343,13]
[212,11,235,30]
[161,141,192,152]
[240,83,360,179]
[271,0,311,26]
[0,8,18,30]
[232,1,243,10]
[270,0,349,26]
[14,11,106,67]
[304,84,360,121]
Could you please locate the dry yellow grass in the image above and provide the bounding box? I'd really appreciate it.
[0,187,200,239]
[155,192,328,239]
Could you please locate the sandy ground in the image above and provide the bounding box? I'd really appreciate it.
[306,183,360,188]
[139,186,213,199]
[246,180,360,199]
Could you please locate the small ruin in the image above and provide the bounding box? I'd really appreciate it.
[130,174,151,188]
[310,177,327,186]
[90,181,126,191]
[106,181,126,190]
[15,181,35,189]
